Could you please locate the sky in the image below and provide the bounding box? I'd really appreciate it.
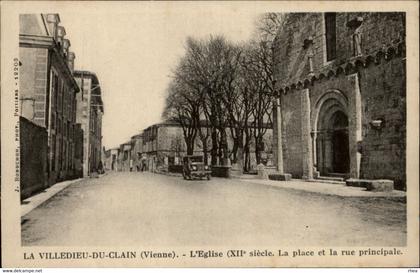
[59,3,262,149]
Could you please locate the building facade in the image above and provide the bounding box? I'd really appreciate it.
[130,133,144,171]
[119,142,133,172]
[19,14,82,187]
[74,71,104,177]
[141,121,196,172]
[272,13,406,189]
[103,148,119,171]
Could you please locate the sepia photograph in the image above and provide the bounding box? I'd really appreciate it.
[1,1,419,268]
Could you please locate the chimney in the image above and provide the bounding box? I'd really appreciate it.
[67,52,75,73]
[56,26,66,46]
[63,39,71,56]
[46,14,60,39]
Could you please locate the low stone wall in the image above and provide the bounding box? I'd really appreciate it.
[346,178,394,192]
[20,117,48,199]
[168,165,183,174]
[211,166,231,178]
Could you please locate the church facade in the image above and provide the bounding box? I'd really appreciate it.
[272,13,406,189]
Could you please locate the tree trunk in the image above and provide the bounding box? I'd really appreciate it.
[218,128,228,166]
[187,139,194,155]
[202,139,208,165]
[231,139,238,164]
[211,128,218,166]
[255,135,262,165]
[236,133,244,173]
[244,148,250,172]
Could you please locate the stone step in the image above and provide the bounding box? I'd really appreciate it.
[327,172,349,179]
[317,175,345,182]
[346,178,394,192]
[310,179,346,185]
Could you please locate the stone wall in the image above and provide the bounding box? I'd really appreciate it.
[358,57,406,189]
[273,13,405,88]
[74,124,84,178]
[280,91,303,177]
[280,61,406,187]
[19,47,49,127]
[211,166,231,178]
[20,116,48,199]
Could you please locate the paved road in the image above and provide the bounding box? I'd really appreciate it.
[21,172,406,247]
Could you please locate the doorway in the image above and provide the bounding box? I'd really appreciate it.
[331,111,350,174]
[316,108,350,177]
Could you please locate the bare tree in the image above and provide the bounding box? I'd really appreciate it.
[162,80,199,155]
[175,36,240,166]
[246,13,284,166]
[162,14,285,169]
[255,13,285,43]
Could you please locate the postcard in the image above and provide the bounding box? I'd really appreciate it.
[1,0,419,268]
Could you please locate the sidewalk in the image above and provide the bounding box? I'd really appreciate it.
[154,171,405,201]
[236,176,406,201]
[21,178,83,217]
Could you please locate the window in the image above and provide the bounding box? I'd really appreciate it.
[50,71,58,109]
[57,136,62,171]
[51,112,55,129]
[51,135,56,171]
[324,12,337,61]
[57,117,61,134]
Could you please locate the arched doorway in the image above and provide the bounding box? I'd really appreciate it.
[314,92,350,177]
[330,111,350,173]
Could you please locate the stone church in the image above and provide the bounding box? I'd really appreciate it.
[272,13,406,189]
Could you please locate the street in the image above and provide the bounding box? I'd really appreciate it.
[21,172,406,247]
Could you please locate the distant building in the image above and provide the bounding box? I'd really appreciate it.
[130,133,144,171]
[103,147,119,171]
[19,14,82,189]
[118,142,133,172]
[272,13,406,189]
[74,71,104,177]
[142,121,190,172]
[101,146,108,170]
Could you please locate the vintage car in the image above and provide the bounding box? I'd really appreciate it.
[182,155,211,180]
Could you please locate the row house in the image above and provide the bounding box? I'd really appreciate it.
[130,133,144,171]
[272,13,406,189]
[103,135,143,172]
[74,71,104,177]
[141,121,190,172]
[19,14,83,194]
[118,141,133,172]
[105,148,119,171]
